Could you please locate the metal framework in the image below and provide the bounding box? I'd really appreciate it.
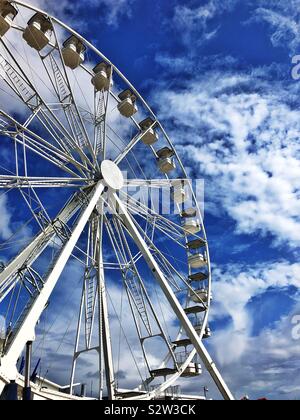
[0,1,234,401]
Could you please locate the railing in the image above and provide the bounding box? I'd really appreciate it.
[150,385,181,400]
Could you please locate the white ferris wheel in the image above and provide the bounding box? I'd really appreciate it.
[0,0,234,401]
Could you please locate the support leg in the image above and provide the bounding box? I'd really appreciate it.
[23,341,32,401]
[97,212,115,400]
[112,194,234,401]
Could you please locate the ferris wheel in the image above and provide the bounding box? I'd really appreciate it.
[0,0,234,401]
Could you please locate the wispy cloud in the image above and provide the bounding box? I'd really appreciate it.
[31,0,136,28]
[247,0,300,53]
[170,0,238,47]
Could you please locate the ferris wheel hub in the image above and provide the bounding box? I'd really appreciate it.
[100,160,124,190]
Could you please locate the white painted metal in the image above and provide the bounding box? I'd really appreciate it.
[101,160,124,191]
[0,191,86,302]
[1,182,105,379]
[112,193,234,401]
[97,210,116,400]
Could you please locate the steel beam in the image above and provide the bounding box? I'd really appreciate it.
[97,210,115,400]
[0,183,105,379]
[112,193,234,401]
[0,191,87,302]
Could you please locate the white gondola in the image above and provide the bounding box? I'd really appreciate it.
[0,1,17,37]
[181,208,201,235]
[139,117,158,145]
[62,35,86,70]
[118,89,138,118]
[23,13,52,51]
[91,62,112,92]
[187,238,207,269]
[172,180,188,204]
[157,147,176,174]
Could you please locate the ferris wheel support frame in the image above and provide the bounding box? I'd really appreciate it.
[69,209,116,400]
[97,212,116,400]
[0,182,105,379]
[112,194,234,401]
[0,0,236,401]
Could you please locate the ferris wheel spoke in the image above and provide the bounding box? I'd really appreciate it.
[101,193,187,294]
[93,73,112,160]
[38,22,99,167]
[0,39,94,170]
[120,189,189,242]
[114,120,158,166]
[104,215,178,382]
[70,211,116,400]
[124,211,197,296]
[0,110,89,177]
[0,188,93,303]
[0,175,88,188]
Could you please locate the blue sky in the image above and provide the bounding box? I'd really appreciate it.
[1,0,300,400]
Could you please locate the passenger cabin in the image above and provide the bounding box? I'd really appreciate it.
[118,89,138,118]
[190,288,209,304]
[62,35,86,70]
[0,1,17,37]
[139,117,158,145]
[194,324,212,339]
[187,238,207,269]
[181,208,201,235]
[91,62,112,92]
[23,13,52,51]
[172,180,188,204]
[156,147,176,174]
[175,351,202,377]
[184,305,206,315]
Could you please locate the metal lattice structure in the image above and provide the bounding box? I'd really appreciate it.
[0,1,234,400]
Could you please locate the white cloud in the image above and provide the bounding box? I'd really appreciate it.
[0,315,5,338]
[212,260,300,337]
[153,71,300,248]
[171,0,238,47]
[30,0,135,28]
[211,309,300,399]
[207,260,300,399]
[0,194,12,241]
